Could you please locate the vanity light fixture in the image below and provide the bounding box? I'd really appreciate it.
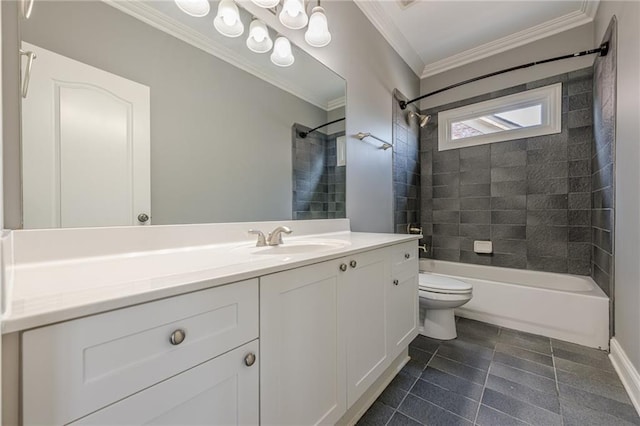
[305,3,331,47]
[214,0,245,38]
[270,36,295,67]
[279,0,308,30]
[246,19,273,53]
[174,0,211,17]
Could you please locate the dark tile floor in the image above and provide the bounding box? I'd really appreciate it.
[357,317,640,426]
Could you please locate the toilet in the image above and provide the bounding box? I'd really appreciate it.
[419,273,473,340]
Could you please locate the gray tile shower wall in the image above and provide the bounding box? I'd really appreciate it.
[326,133,347,219]
[420,69,594,274]
[393,90,421,234]
[292,125,346,220]
[592,19,616,299]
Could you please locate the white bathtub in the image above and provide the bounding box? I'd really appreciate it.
[419,259,610,350]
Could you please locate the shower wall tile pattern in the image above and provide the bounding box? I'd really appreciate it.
[420,69,594,274]
[292,125,346,220]
[393,90,421,234]
[592,18,616,332]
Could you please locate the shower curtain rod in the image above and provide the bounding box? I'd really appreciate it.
[298,117,346,138]
[399,42,609,110]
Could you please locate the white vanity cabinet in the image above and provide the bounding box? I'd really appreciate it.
[343,248,391,406]
[260,259,347,426]
[13,235,419,426]
[70,340,259,425]
[260,243,418,425]
[21,279,259,425]
[387,242,420,359]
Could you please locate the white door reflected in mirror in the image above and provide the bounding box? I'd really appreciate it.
[21,42,151,228]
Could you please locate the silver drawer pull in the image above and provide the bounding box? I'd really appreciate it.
[404,253,411,259]
[393,279,399,286]
[169,329,186,345]
[244,352,256,367]
[339,263,348,272]
[350,260,357,268]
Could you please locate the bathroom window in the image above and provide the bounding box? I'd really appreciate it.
[438,83,562,151]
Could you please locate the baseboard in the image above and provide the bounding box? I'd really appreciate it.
[337,351,410,426]
[609,337,640,416]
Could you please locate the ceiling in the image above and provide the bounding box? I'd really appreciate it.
[355,0,600,78]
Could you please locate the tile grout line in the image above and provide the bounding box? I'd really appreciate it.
[383,346,440,426]
[550,339,565,426]
[472,326,500,425]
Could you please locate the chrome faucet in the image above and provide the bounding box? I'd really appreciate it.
[267,226,293,246]
[248,229,267,247]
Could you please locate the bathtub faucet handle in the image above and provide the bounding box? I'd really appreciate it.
[419,244,429,253]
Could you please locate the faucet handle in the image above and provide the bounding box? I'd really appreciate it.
[267,226,293,245]
[248,229,267,247]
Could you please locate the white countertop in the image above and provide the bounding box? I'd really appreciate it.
[2,224,419,333]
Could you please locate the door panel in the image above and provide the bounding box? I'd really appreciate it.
[260,261,346,425]
[343,249,391,406]
[21,42,150,228]
[70,340,259,425]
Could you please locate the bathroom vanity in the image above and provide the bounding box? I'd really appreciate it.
[1,219,419,425]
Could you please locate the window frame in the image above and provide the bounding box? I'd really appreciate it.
[437,83,562,151]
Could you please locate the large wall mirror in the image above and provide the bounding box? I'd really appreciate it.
[4,0,346,229]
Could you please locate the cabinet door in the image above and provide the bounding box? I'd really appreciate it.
[260,261,347,426]
[343,248,391,406]
[388,243,419,359]
[387,274,419,358]
[70,340,259,425]
[23,280,258,426]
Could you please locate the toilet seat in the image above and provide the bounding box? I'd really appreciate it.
[419,274,472,295]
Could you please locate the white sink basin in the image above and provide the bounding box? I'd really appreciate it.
[234,239,350,255]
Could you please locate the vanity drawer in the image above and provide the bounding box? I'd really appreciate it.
[22,279,258,426]
[392,241,418,277]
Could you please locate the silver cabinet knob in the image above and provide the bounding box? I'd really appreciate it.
[404,253,411,259]
[350,260,357,268]
[138,213,150,223]
[393,279,399,286]
[244,352,256,367]
[339,263,348,272]
[169,329,186,345]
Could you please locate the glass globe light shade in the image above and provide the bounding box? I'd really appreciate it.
[213,0,244,37]
[175,0,210,17]
[270,36,295,67]
[305,6,331,47]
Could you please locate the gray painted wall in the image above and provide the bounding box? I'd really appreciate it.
[594,2,640,371]
[1,2,19,229]
[12,0,332,226]
[419,23,595,111]
[244,2,420,232]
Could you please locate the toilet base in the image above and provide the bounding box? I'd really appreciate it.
[421,308,457,340]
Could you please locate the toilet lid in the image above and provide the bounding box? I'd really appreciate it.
[419,274,472,294]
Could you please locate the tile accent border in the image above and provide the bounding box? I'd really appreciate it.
[610,338,640,417]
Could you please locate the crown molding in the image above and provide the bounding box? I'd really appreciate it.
[582,0,601,19]
[421,0,600,78]
[353,0,425,77]
[327,96,346,111]
[101,0,335,111]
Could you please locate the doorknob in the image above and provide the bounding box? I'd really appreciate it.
[137,213,150,223]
